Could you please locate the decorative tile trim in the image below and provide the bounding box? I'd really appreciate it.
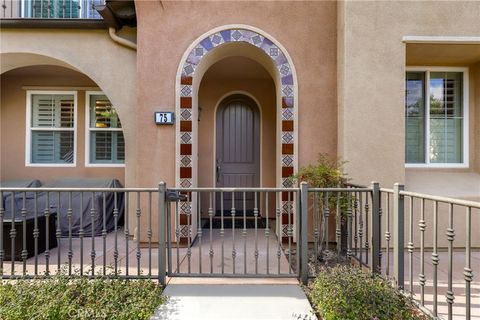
[177,27,297,241]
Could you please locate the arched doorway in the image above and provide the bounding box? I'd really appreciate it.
[176,25,298,243]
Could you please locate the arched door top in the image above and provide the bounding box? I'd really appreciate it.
[181,28,295,93]
[177,26,297,187]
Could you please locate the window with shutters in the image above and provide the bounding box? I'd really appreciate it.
[26,91,77,166]
[405,67,469,167]
[86,92,125,166]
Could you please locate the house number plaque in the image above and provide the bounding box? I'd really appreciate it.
[155,112,175,125]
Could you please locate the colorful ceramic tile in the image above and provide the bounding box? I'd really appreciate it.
[181,132,192,144]
[274,52,288,66]
[282,155,294,167]
[282,166,294,178]
[210,33,224,47]
[282,85,294,97]
[181,76,193,85]
[278,63,291,77]
[282,201,294,214]
[240,29,256,42]
[281,74,293,85]
[180,225,190,237]
[282,97,294,108]
[220,30,231,42]
[282,108,294,121]
[180,144,192,155]
[183,63,195,76]
[282,224,289,237]
[269,46,279,57]
[282,132,294,143]
[251,34,262,45]
[200,37,213,51]
[181,109,192,121]
[180,179,192,189]
[180,156,191,167]
[231,29,242,41]
[282,178,293,188]
[180,167,192,179]
[180,85,192,97]
[181,201,191,214]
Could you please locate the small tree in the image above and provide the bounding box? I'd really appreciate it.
[291,154,350,259]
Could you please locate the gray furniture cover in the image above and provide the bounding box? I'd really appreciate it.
[1,179,43,215]
[2,178,124,237]
[0,179,42,188]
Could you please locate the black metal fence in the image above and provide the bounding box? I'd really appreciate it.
[1,181,478,319]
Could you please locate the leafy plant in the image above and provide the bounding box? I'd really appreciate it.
[291,154,349,188]
[291,154,352,255]
[308,266,429,320]
[0,269,165,320]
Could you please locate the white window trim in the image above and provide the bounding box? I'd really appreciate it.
[405,66,469,169]
[25,90,78,167]
[85,91,125,168]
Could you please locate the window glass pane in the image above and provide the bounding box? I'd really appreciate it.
[117,133,125,161]
[405,72,426,163]
[90,131,125,164]
[31,0,79,18]
[31,131,74,163]
[429,72,463,163]
[31,94,74,128]
[89,95,122,129]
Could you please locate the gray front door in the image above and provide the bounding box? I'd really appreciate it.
[216,94,260,214]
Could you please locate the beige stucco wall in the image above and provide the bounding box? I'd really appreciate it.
[338,1,480,190]
[135,0,337,189]
[0,67,125,184]
[0,29,137,186]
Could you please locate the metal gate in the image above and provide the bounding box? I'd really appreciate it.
[160,184,301,279]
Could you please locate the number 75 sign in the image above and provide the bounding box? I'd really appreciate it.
[154,112,175,125]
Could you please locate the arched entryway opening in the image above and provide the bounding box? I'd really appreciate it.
[197,56,276,224]
[0,62,126,185]
[176,25,298,242]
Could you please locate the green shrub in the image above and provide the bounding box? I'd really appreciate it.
[0,272,165,320]
[309,266,429,320]
[291,154,348,188]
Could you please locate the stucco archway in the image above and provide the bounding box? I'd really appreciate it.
[0,28,136,186]
[175,25,298,241]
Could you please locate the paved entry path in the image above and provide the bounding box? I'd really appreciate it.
[151,278,317,320]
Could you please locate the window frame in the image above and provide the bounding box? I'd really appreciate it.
[405,66,469,169]
[85,91,125,168]
[25,90,78,167]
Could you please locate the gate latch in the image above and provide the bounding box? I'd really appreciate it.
[165,190,187,202]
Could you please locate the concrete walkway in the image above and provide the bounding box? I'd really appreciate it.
[151,278,317,320]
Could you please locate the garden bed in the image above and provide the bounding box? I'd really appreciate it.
[305,265,430,320]
[0,272,165,320]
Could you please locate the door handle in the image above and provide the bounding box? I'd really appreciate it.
[216,159,221,183]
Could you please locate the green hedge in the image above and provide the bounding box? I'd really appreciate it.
[0,273,164,320]
[309,266,429,320]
